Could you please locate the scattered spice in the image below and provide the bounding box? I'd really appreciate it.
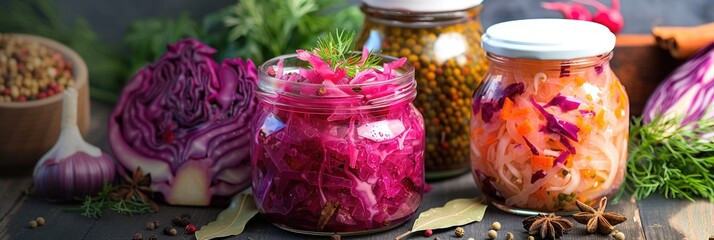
[148,234,158,240]
[0,34,76,102]
[185,224,197,234]
[613,231,625,240]
[424,229,434,237]
[487,229,497,239]
[110,167,159,213]
[29,220,38,229]
[35,217,45,226]
[455,227,465,237]
[132,232,143,240]
[317,201,340,231]
[522,213,573,239]
[163,225,177,236]
[146,221,159,230]
[172,213,191,227]
[573,197,627,234]
[506,232,514,240]
[330,232,341,240]
[491,221,501,231]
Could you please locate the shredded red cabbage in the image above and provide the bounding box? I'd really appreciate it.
[553,150,571,166]
[531,170,547,183]
[523,137,540,155]
[560,65,570,77]
[530,97,580,141]
[252,50,424,232]
[474,169,504,202]
[481,102,498,123]
[579,109,596,117]
[544,93,581,112]
[558,136,577,154]
[478,82,526,123]
[498,82,525,107]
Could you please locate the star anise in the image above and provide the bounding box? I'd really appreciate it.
[523,213,573,239]
[573,197,626,234]
[110,167,159,212]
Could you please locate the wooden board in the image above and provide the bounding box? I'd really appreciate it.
[0,177,31,220]
[0,174,648,240]
[637,194,714,240]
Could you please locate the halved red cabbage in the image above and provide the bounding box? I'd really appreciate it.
[643,42,714,127]
[109,39,258,206]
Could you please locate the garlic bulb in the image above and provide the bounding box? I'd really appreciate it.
[33,88,116,201]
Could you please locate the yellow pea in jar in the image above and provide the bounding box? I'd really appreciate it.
[356,0,488,179]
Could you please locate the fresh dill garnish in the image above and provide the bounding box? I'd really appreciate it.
[616,114,714,202]
[311,29,381,77]
[67,184,155,219]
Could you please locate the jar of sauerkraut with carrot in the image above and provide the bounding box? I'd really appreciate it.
[471,19,629,214]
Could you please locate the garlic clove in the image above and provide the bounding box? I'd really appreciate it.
[32,88,116,201]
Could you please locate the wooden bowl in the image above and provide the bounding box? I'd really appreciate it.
[0,33,90,169]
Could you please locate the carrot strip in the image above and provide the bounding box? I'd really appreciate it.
[517,119,534,135]
[594,109,606,129]
[531,155,555,169]
[500,98,514,120]
[485,134,498,145]
[508,108,530,120]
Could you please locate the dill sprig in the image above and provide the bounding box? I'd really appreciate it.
[312,30,381,77]
[620,114,714,202]
[69,184,155,219]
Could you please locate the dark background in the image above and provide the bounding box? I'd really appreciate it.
[47,0,714,46]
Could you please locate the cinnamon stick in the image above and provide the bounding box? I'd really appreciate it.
[652,22,714,59]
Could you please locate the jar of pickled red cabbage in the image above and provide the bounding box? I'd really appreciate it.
[251,54,425,235]
[356,0,488,179]
[471,19,629,214]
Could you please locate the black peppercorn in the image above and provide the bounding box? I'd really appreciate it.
[172,213,191,227]
[148,234,158,240]
[132,232,143,240]
[146,221,159,230]
[163,225,177,236]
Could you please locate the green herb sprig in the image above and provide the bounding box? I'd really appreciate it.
[312,30,380,77]
[68,184,155,219]
[620,115,714,202]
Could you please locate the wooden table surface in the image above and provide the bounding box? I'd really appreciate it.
[1,100,713,240]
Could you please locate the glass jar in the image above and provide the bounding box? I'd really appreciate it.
[251,54,425,235]
[356,0,488,179]
[471,19,629,214]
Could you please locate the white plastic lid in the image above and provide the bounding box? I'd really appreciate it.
[362,0,483,12]
[482,19,616,60]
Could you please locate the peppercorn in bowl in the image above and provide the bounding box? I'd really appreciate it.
[0,33,90,169]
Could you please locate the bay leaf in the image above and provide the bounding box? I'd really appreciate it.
[195,193,259,240]
[396,198,487,240]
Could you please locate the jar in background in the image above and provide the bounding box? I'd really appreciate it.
[356,0,488,179]
[471,19,629,214]
[251,54,425,235]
